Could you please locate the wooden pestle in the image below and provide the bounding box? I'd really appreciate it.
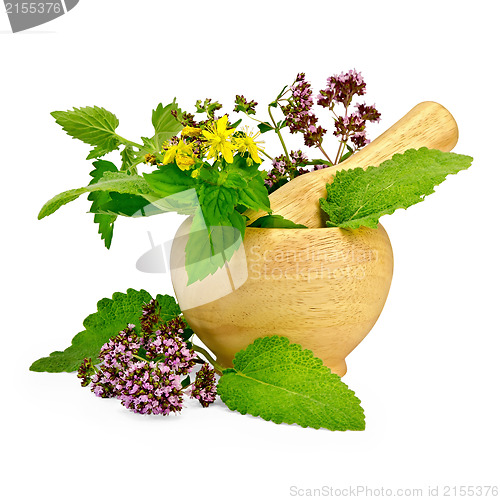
[246,101,459,228]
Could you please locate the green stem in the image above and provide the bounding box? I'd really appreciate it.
[133,354,149,363]
[115,135,142,150]
[261,150,274,161]
[268,105,290,162]
[192,344,224,374]
[244,112,272,127]
[318,144,334,165]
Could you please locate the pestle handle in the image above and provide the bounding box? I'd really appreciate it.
[247,101,459,228]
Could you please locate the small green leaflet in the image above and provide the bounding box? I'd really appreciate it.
[218,336,365,431]
[30,289,181,373]
[257,122,274,134]
[249,214,306,229]
[88,160,119,249]
[120,146,136,170]
[38,171,155,219]
[320,148,473,229]
[151,101,184,149]
[51,106,122,159]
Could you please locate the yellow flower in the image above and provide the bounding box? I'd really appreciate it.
[234,127,265,164]
[163,143,178,164]
[175,140,197,171]
[181,126,203,138]
[202,115,236,163]
[191,168,201,178]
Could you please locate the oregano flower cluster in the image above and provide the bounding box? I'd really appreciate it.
[77,300,218,415]
[234,69,380,191]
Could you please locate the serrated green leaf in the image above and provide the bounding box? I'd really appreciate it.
[51,106,122,157]
[199,184,238,226]
[184,210,226,284]
[30,290,182,373]
[249,214,306,229]
[152,101,184,149]
[96,192,151,217]
[237,176,271,212]
[86,145,113,160]
[155,293,181,321]
[184,208,244,285]
[30,289,151,372]
[218,336,365,431]
[38,172,154,220]
[321,148,473,229]
[143,163,196,197]
[225,171,247,189]
[120,146,136,170]
[88,160,119,248]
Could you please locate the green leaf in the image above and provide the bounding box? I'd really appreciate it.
[183,182,244,284]
[321,148,473,229]
[184,210,226,284]
[225,172,247,189]
[88,160,119,249]
[237,176,271,212]
[257,122,274,133]
[304,159,333,167]
[143,163,196,197]
[151,101,183,149]
[96,192,151,217]
[184,208,244,285]
[38,172,154,220]
[51,106,122,158]
[249,214,306,229]
[155,293,181,321]
[30,289,152,372]
[218,336,365,431]
[30,290,182,373]
[120,146,136,170]
[199,184,238,226]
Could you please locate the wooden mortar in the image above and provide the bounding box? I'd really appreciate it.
[170,102,459,376]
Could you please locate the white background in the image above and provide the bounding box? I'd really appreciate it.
[1,1,499,499]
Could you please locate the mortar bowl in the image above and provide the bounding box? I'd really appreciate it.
[170,219,394,376]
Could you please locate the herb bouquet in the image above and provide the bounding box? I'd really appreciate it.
[32,71,472,431]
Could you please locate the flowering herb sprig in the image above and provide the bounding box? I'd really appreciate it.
[32,289,365,431]
[77,299,219,415]
[233,69,380,191]
[37,69,380,283]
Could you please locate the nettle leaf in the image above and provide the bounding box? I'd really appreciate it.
[38,172,155,220]
[249,214,306,229]
[321,148,473,229]
[88,160,119,249]
[51,106,122,158]
[30,290,182,373]
[218,336,365,431]
[152,101,184,149]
